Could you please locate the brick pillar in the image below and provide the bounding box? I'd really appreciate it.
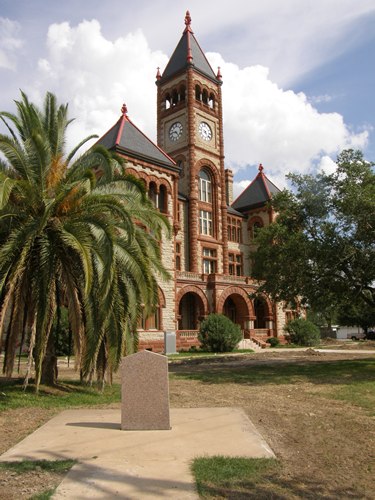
[187,66,198,272]
[225,169,234,205]
[218,84,229,274]
[156,78,163,149]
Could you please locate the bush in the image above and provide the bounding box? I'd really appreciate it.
[284,318,320,346]
[266,337,280,347]
[198,314,242,352]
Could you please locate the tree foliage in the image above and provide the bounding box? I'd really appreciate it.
[337,300,375,334]
[0,91,170,390]
[251,149,375,318]
[198,314,242,352]
[284,318,320,346]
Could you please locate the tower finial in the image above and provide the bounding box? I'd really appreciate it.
[156,67,161,80]
[184,10,193,33]
[185,10,191,27]
[121,103,128,116]
[258,163,264,172]
[216,66,222,80]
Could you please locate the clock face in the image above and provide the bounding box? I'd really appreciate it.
[198,121,212,141]
[169,122,183,141]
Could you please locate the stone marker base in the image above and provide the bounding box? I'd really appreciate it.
[121,350,170,430]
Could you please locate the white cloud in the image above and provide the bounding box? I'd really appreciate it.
[131,0,375,86]
[31,19,168,152]
[206,52,369,184]
[0,18,23,70]
[318,155,338,175]
[25,19,370,191]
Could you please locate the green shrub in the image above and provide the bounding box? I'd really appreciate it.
[284,318,320,346]
[266,337,280,347]
[198,314,242,352]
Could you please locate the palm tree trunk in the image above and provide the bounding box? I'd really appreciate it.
[41,331,58,386]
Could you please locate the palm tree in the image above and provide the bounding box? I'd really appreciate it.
[0,91,169,391]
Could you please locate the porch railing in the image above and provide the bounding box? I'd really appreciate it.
[176,271,255,286]
[253,328,271,337]
[176,271,204,282]
[177,330,199,338]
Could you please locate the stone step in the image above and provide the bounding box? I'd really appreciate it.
[237,338,262,352]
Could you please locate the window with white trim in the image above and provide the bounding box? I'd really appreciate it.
[228,252,243,276]
[199,169,212,203]
[202,247,217,274]
[199,210,213,235]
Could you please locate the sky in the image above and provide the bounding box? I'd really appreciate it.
[0,0,374,195]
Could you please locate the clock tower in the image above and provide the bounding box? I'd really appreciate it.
[156,11,228,274]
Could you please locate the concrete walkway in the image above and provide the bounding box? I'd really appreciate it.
[0,407,274,499]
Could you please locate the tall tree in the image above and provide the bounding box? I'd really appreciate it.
[251,149,375,318]
[0,91,170,390]
[337,299,375,334]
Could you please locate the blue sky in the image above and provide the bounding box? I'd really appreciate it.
[0,0,374,193]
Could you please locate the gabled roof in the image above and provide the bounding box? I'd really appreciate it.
[158,11,219,84]
[97,104,177,171]
[231,164,281,213]
[227,205,245,218]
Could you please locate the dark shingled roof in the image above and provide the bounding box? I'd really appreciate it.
[178,192,189,201]
[227,205,245,217]
[97,108,177,171]
[231,165,281,213]
[159,12,218,84]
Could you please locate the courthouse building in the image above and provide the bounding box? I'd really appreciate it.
[98,12,295,351]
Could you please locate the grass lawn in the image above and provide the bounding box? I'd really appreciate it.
[168,348,254,359]
[172,357,375,415]
[1,352,374,498]
[192,456,280,498]
[0,378,121,411]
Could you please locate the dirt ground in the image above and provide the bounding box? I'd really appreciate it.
[0,347,374,499]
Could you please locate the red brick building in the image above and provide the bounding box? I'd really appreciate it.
[98,12,294,351]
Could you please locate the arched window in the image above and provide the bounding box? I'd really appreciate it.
[138,306,161,330]
[199,169,212,203]
[209,93,215,109]
[172,89,178,106]
[248,217,264,240]
[202,89,208,105]
[252,221,263,239]
[179,84,186,102]
[254,297,267,329]
[175,242,181,271]
[149,182,157,206]
[138,288,165,331]
[195,84,201,101]
[165,93,171,110]
[159,185,168,213]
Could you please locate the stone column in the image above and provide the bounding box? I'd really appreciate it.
[218,83,229,275]
[187,66,199,272]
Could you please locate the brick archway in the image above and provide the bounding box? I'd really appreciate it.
[194,158,220,186]
[217,286,255,317]
[253,293,273,318]
[176,285,209,316]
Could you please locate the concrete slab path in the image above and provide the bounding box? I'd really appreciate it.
[0,407,274,499]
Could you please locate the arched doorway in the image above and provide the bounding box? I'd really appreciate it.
[223,293,250,331]
[254,296,268,329]
[178,292,206,330]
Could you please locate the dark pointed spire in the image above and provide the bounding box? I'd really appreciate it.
[158,10,218,84]
[97,108,176,170]
[232,164,281,212]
